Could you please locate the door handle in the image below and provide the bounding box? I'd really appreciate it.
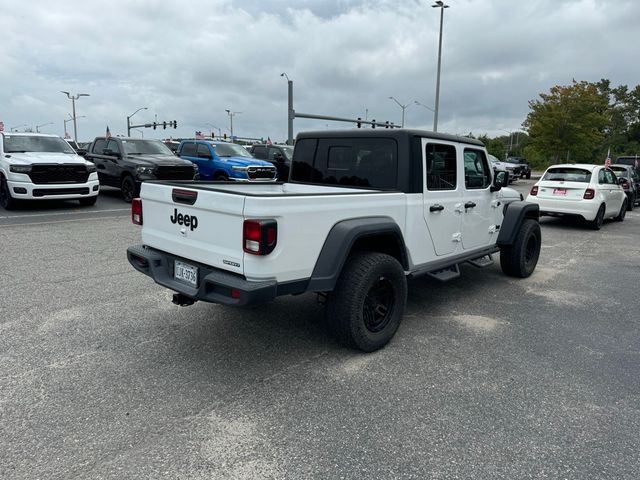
[429,204,445,212]
[464,201,476,209]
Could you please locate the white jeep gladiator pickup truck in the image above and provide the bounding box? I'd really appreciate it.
[127,129,541,351]
[0,132,99,209]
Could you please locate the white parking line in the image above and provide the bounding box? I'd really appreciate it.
[0,215,129,228]
[0,208,129,220]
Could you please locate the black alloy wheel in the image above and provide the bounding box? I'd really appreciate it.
[362,277,396,334]
[0,176,17,210]
[589,204,605,230]
[121,175,137,203]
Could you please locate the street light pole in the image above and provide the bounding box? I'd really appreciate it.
[61,91,90,142]
[225,109,242,142]
[64,114,86,139]
[280,73,294,145]
[35,122,54,133]
[388,96,414,128]
[414,101,436,128]
[206,123,222,138]
[127,107,148,136]
[432,1,449,132]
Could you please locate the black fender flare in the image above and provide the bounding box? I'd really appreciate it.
[307,217,409,292]
[497,201,540,247]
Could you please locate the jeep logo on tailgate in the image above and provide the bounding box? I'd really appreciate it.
[170,208,198,231]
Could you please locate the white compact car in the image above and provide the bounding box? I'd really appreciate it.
[527,163,626,229]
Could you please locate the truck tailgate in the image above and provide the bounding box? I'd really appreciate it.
[139,183,246,274]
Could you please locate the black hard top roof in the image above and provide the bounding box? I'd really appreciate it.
[295,128,485,147]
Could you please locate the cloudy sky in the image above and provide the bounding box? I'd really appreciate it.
[1,0,639,143]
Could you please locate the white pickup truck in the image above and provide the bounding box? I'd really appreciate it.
[0,132,99,209]
[128,130,541,351]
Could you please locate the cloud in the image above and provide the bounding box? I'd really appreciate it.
[0,0,639,141]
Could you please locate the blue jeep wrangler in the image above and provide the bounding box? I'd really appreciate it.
[177,140,277,181]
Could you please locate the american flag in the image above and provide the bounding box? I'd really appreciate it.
[195,131,204,140]
[106,126,112,139]
[267,137,273,145]
[604,147,611,167]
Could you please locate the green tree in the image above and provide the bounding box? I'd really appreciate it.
[523,80,609,163]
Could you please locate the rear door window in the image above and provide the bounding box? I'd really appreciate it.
[425,143,457,190]
[196,143,211,158]
[544,168,592,183]
[252,146,267,159]
[92,138,107,154]
[180,142,197,157]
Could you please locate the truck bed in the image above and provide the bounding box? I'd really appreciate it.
[139,181,409,283]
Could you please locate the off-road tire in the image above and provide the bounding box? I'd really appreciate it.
[121,175,138,203]
[79,196,97,206]
[0,176,18,210]
[615,200,627,221]
[500,218,541,278]
[588,204,605,230]
[326,252,407,352]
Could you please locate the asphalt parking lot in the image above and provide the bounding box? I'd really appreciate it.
[1,179,639,479]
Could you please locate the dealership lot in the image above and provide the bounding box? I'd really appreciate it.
[1,179,639,479]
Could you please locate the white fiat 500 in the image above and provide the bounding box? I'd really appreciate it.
[526,163,627,229]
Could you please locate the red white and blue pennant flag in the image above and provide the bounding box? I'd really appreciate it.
[106,126,112,138]
[604,147,611,167]
[195,131,204,139]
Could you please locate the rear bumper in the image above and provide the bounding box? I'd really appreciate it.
[127,244,288,306]
[527,195,599,221]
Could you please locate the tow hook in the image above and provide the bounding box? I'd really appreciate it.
[172,293,196,307]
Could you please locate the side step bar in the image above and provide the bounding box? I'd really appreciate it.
[467,254,494,268]
[427,264,460,282]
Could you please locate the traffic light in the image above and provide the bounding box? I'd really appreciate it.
[385,121,389,129]
[371,119,376,129]
[153,122,157,130]
[223,133,227,140]
[173,120,177,129]
[163,121,167,129]
[211,131,215,139]
[356,117,361,128]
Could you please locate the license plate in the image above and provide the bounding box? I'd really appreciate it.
[174,260,198,286]
[553,188,567,195]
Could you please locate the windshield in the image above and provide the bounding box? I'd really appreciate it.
[214,143,253,158]
[488,154,500,164]
[507,157,526,164]
[122,139,173,155]
[543,167,591,183]
[3,134,76,154]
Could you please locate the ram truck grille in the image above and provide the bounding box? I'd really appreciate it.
[247,166,277,181]
[155,166,196,180]
[28,164,90,184]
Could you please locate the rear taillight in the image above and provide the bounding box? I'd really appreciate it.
[243,219,277,255]
[132,198,143,225]
[530,185,538,196]
[583,188,595,200]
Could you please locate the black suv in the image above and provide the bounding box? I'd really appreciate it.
[85,137,198,202]
[248,144,293,181]
[615,156,640,176]
[506,157,531,179]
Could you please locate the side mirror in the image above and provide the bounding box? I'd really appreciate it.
[490,170,509,192]
[617,177,626,185]
[273,152,285,163]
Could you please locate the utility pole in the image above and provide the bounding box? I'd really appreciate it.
[281,73,294,145]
